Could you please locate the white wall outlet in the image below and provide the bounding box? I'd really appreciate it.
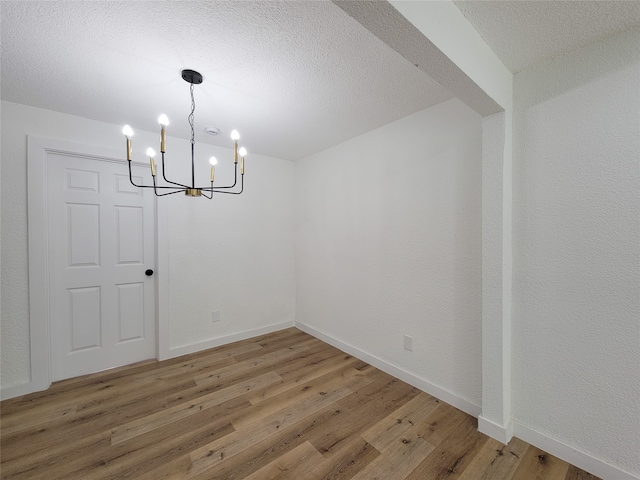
[212,310,221,323]
[403,335,413,351]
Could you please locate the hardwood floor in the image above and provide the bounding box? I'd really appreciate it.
[1,328,600,480]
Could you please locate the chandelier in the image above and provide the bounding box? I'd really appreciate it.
[122,69,246,198]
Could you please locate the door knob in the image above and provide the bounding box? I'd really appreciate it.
[145,269,154,276]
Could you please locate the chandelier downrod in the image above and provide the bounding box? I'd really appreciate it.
[122,69,246,199]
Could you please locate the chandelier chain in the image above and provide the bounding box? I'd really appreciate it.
[189,83,195,147]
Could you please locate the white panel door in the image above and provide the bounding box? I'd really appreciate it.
[47,153,156,381]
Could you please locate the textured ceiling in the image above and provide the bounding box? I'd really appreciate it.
[334,0,503,116]
[454,0,640,73]
[2,1,639,161]
[0,0,452,161]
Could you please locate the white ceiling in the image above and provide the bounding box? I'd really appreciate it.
[2,1,639,161]
[0,0,452,161]
[454,0,640,73]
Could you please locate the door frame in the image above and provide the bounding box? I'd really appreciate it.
[27,136,170,393]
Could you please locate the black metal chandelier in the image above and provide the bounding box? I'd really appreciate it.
[122,69,246,199]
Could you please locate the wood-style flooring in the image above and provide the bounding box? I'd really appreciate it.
[1,328,600,479]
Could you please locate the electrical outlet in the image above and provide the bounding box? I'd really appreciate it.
[212,310,221,323]
[403,335,413,351]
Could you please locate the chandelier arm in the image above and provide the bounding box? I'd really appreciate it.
[160,152,189,188]
[153,189,188,197]
[128,160,145,188]
[152,176,187,196]
[206,163,238,190]
[205,174,243,195]
[128,160,183,190]
[207,188,243,195]
[201,184,214,200]
[133,185,189,190]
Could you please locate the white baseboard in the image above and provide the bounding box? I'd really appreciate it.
[295,322,481,418]
[6,322,638,480]
[165,321,294,359]
[1,381,37,401]
[513,422,640,480]
[478,414,513,444]
[1,322,294,401]
[295,322,639,480]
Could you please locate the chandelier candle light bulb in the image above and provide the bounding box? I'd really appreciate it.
[231,130,240,164]
[239,147,247,175]
[121,69,246,199]
[146,148,157,176]
[122,125,133,160]
[158,114,169,152]
[209,156,217,182]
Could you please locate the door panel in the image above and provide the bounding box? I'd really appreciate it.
[68,286,102,351]
[48,153,156,381]
[67,203,101,266]
[116,206,143,264]
[116,282,145,341]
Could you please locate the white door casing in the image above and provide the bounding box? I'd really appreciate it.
[47,153,156,381]
[25,136,170,397]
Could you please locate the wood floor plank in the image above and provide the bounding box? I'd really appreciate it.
[189,404,344,480]
[0,430,111,479]
[564,464,602,480]
[3,356,180,413]
[314,435,380,480]
[243,440,328,480]
[414,401,468,446]
[405,414,488,480]
[231,330,311,362]
[351,432,435,480]
[72,376,197,414]
[69,418,235,480]
[133,455,195,480]
[188,384,353,476]
[164,344,326,407]
[231,364,369,431]
[0,376,198,464]
[361,391,440,451]
[336,370,418,413]
[0,328,602,480]
[0,402,77,435]
[128,353,238,383]
[310,372,420,458]
[23,397,249,480]
[193,344,309,386]
[247,349,359,405]
[512,445,571,480]
[457,436,529,480]
[110,371,281,445]
[127,342,262,382]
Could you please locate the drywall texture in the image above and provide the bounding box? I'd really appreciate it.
[1,1,453,161]
[165,148,295,349]
[295,98,483,407]
[0,101,295,390]
[512,29,640,476]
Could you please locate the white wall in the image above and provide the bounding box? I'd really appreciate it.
[0,101,295,391]
[295,98,483,411]
[512,28,640,477]
[165,155,295,351]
